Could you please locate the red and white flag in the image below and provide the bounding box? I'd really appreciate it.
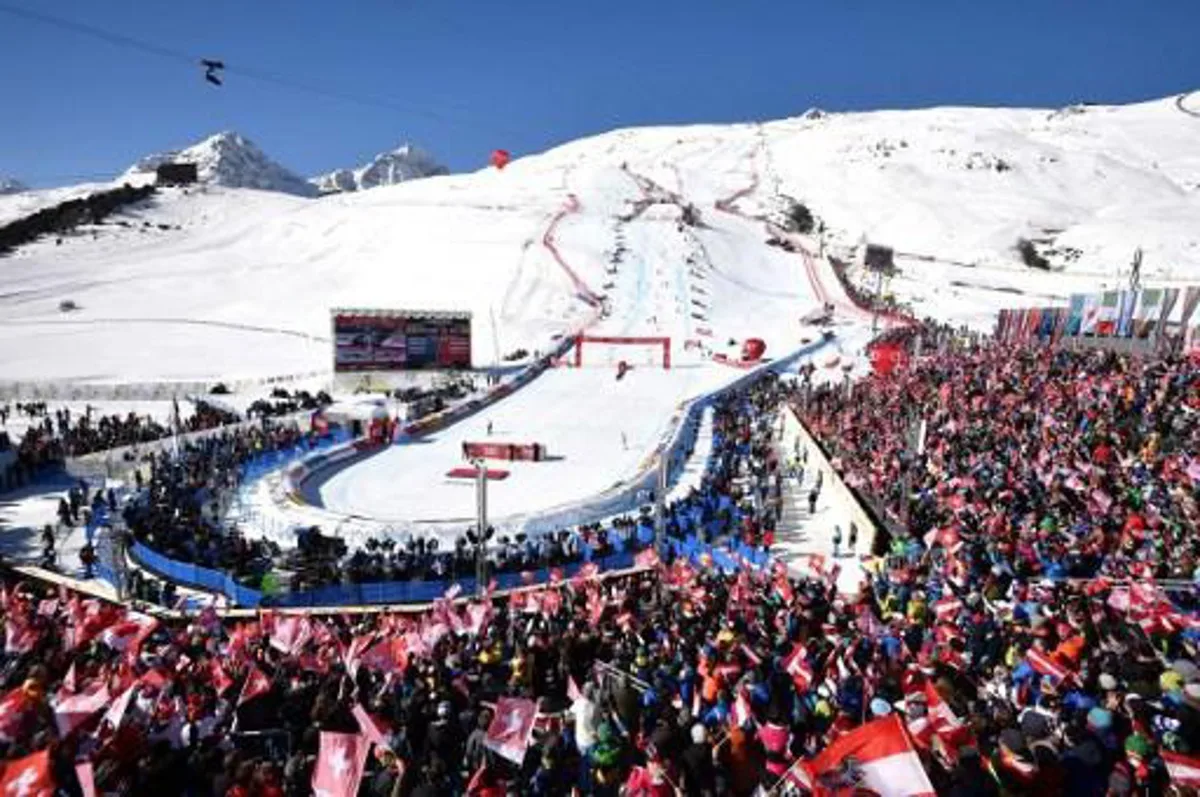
[782,644,813,692]
[352,703,393,750]
[483,697,537,766]
[1163,750,1200,788]
[269,615,312,655]
[1025,648,1073,685]
[730,687,753,730]
[0,687,34,742]
[237,666,271,706]
[99,611,159,654]
[210,659,233,695]
[787,715,934,796]
[0,748,55,797]
[36,599,58,618]
[4,617,39,655]
[75,761,96,797]
[102,684,137,732]
[311,731,369,797]
[53,685,110,737]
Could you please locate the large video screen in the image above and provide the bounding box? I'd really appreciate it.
[332,309,472,372]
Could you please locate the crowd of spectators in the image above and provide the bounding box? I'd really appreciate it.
[0,400,243,487]
[2,336,1199,795]
[121,421,315,589]
[799,342,1200,584]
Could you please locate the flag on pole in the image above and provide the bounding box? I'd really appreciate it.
[311,731,369,797]
[483,697,537,766]
[782,643,813,693]
[237,666,271,706]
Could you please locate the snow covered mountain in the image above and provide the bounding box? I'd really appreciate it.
[0,177,27,196]
[2,92,1198,384]
[310,144,448,194]
[124,131,317,197]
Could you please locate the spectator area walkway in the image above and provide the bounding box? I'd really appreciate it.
[769,405,874,595]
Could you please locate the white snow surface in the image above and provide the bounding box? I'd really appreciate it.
[311,144,448,194]
[123,131,317,197]
[1,94,1194,386]
[314,366,727,524]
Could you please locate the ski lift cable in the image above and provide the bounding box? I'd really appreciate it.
[0,2,523,135]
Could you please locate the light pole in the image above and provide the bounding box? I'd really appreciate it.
[474,458,489,595]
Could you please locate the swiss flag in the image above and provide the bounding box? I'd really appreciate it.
[0,749,55,797]
[0,687,34,742]
[788,715,934,796]
[483,697,537,765]
[210,659,234,695]
[782,644,813,692]
[237,666,272,706]
[99,611,159,655]
[311,731,369,797]
[52,684,110,737]
[268,615,313,655]
[1163,751,1200,788]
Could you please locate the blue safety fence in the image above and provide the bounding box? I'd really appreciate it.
[130,540,639,609]
[131,541,265,607]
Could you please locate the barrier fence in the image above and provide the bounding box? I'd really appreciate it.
[124,338,828,608]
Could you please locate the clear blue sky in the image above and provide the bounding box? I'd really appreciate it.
[2,0,1197,187]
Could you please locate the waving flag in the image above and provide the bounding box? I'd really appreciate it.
[102,684,137,732]
[786,715,934,796]
[782,644,813,692]
[0,749,55,797]
[483,697,537,765]
[237,666,271,706]
[1025,647,1074,685]
[269,615,313,655]
[1163,751,1200,788]
[99,611,159,655]
[0,687,35,743]
[4,617,39,655]
[312,731,369,797]
[53,685,110,737]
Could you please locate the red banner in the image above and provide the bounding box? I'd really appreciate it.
[462,442,544,462]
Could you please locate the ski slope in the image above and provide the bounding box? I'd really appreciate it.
[313,365,731,525]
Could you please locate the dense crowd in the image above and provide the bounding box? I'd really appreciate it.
[1,337,1199,795]
[800,343,1200,584]
[1,400,243,484]
[121,421,315,589]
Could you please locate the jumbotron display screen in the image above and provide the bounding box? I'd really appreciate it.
[331,309,472,372]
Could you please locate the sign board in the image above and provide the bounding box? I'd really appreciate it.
[332,308,471,372]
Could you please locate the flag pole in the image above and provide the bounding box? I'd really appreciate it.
[767,753,810,795]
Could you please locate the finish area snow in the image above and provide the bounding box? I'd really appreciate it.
[310,365,734,525]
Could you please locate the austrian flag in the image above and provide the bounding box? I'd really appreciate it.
[787,715,934,796]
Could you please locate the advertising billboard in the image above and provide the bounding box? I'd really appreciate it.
[332,309,472,372]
